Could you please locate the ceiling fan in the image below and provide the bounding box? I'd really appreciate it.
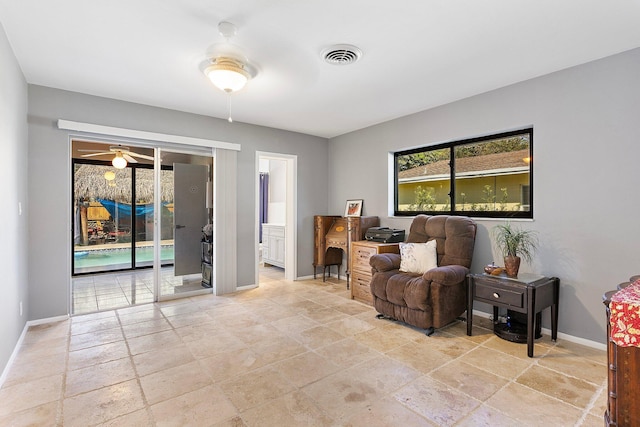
[78,145,154,169]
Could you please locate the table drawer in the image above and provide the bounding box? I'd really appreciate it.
[351,271,373,305]
[475,283,524,308]
[352,245,377,272]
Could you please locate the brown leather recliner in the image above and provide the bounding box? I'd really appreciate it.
[369,215,477,335]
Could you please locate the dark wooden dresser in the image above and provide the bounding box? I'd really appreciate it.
[604,274,640,426]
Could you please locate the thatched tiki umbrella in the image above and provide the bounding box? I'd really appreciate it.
[74,165,174,202]
[74,165,174,245]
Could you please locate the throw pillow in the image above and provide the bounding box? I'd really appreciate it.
[399,240,438,274]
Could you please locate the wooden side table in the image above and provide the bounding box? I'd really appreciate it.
[466,272,560,357]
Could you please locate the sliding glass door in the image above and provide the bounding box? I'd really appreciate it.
[73,162,172,275]
[71,140,214,314]
[73,163,135,273]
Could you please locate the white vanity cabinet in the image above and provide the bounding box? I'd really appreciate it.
[262,224,285,268]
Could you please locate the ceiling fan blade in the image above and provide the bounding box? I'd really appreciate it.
[77,149,109,153]
[127,152,154,161]
[122,153,138,163]
[81,152,111,158]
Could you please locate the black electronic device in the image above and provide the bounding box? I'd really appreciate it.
[364,227,405,243]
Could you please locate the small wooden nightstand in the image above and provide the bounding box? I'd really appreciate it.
[466,272,559,357]
[350,241,400,305]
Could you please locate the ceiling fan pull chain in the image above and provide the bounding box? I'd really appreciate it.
[227,91,233,123]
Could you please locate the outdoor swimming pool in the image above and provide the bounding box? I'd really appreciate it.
[74,245,174,273]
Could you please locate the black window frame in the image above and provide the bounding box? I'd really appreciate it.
[394,128,533,219]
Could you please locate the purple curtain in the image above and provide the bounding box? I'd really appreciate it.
[259,173,269,243]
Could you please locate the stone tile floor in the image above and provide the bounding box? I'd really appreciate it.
[72,268,204,315]
[0,267,607,426]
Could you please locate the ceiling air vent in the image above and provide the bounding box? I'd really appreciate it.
[322,44,362,65]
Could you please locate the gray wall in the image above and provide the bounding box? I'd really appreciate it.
[0,23,29,375]
[27,85,328,320]
[328,48,640,344]
[6,34,637,379]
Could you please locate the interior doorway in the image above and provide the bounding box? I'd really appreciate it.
[256,152,297,285]
[70,140,213,314]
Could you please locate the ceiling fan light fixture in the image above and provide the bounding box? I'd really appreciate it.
[112,153,127,169]
[205,57,250,93]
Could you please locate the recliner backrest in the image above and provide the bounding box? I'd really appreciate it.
[406,215,476,268]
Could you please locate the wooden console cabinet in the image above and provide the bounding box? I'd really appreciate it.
[604,276,640,426]
[350,241,400,305]
[313,215,342,280]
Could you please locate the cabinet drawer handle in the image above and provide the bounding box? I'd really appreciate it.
[493,292,500,298]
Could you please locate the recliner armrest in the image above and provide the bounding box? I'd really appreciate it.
[370,253,401,272]
[422,265,469,286]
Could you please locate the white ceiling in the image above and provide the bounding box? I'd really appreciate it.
[1,1,639,138]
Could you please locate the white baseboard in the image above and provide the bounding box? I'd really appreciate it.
[27,315,69,326]
[236,284,258,291]
[550,330,607,351]
[0,323,29,388]
[0,314,70,389]
[471,309,606,351]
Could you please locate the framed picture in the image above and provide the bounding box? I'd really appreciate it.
[344,199,363,217]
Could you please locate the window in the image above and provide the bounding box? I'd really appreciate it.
[395,128,533,218]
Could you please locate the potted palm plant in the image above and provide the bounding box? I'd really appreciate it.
[492,222,538,277]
